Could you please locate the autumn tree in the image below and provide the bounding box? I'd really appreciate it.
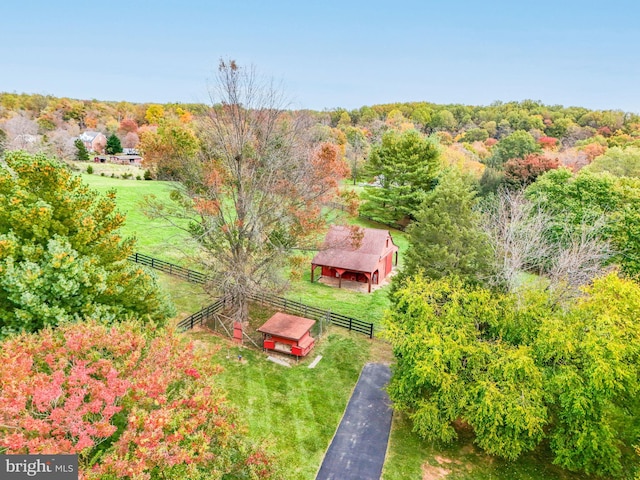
[396,168,491,286]
[503,153,559,187]
[360,129,440,226]
[384,273,640,477]
[145,60,348,324]
[118,118,139,134]
[0,151,174,336]
[138,120,199,180]
[144,104,165,125]
[105,133,122,154]
[584,145,640,178]
[0,320,277,479]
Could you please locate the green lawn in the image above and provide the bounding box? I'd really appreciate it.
[153,271,215,323]
[81,173,408,333]
[382,415,600,480]
[69,160,144,178]
[81,174,195,263]
[187,328,371,480]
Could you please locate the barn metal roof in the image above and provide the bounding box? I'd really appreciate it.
[258,312,316,341]
[311,225,398,273]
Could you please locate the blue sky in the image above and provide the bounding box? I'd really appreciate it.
[1,0,639,113]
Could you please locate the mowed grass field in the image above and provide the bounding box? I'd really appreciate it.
[187,328,373,479]
[81,172,404,332]
[78,173,611,480]
[81,174,195,264]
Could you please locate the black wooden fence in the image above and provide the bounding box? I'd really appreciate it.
[176,297,226,331]
[249,292,374,338]
[128,253,209,284]
[129,253,375,338]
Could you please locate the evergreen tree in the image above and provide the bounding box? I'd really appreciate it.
[398,168,491,286]
[74,138,90,161]
[105,134,122,154]
[0,151,174,337]
[360,129,440,226]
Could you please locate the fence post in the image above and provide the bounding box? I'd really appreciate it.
[151,257,154,268]
[369,324,373,339]
[349,317,352,331]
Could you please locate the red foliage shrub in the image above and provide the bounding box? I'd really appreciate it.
[537,136,559,150]
[504,153,559,186]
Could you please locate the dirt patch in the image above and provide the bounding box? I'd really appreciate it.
[434,455,453,464]
[421,463,450,480]
[368,338,394,364]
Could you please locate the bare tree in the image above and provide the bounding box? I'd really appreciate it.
[484,189,613,297]
[146,60,347,325]
[2,113,42,153]
[123,131,140,149]
[546,219,613,300]
[45,129,76,159]
[483,189,551,292]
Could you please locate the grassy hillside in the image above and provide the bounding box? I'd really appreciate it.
[81,174,194,263]
[81,173,406,332]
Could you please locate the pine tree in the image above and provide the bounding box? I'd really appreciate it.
[74,138,90,161]
[105,134,122,154]
[398,168,492,285]
[359,129,440,227]
[0,151,174,336]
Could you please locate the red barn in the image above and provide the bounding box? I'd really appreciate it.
[311,225,399,293]
[258,312,316,357]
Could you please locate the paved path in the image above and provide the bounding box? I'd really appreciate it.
[316,363,393,480]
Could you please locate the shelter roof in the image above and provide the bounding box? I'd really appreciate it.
[311,225,397,273]
[258,312,315,341]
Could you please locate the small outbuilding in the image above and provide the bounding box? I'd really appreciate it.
[258,312,316,358]
[311,225,399,293]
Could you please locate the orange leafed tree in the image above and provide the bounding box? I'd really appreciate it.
[145,60,348,323]
[0,321,276,479]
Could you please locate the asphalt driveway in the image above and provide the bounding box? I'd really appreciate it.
[316,363,393,480]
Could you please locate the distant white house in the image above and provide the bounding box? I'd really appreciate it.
[78,131,107,153]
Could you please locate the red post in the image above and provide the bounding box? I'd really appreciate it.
[233,322,243,344]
